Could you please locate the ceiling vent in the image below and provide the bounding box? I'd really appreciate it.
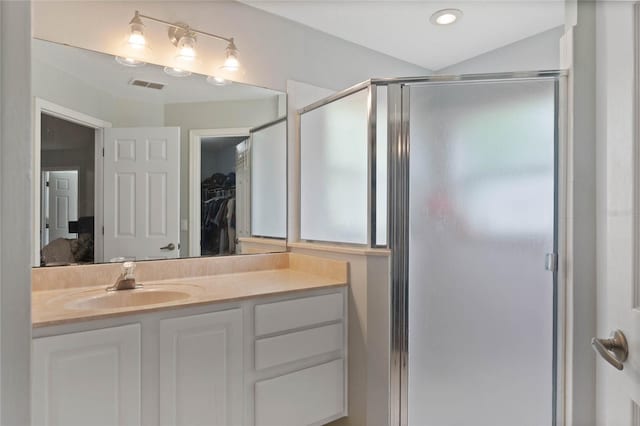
[128,79,165,90]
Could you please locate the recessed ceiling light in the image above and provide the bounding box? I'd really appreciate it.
[430,9,463,25]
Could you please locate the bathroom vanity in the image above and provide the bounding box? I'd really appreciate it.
[31,253,348,426]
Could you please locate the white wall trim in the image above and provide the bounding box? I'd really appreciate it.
[93,128,105,263]
[35,98,112,129]
[288,241,390,257]
[557,73,571,426]
[188,128,251,257]
[33,97,112,265]
[560,29,575,426]
[633,1,640,335]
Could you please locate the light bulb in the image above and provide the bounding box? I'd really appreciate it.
[128,30,146,49]
[176,35,197,62]
[222,55,239,71]
[127,12,147,49]
[220,39,240,72]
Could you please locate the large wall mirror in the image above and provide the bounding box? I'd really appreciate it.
[32,39,287,267]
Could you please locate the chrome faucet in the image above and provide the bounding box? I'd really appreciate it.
[107,261,141,291]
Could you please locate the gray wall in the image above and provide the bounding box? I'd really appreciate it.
[32,56,165,127]
[441,26,564,75]
[0,1,32,424]
[569,3,597,425]
[201,140,242,179]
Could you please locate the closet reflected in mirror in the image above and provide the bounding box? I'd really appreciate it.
[33,38,287,267]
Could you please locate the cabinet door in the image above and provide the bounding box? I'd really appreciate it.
[32,324,141,426]
[159,308,243,426]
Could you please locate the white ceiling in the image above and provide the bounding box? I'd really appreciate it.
[33,39,284,104]
[239,0,566,71]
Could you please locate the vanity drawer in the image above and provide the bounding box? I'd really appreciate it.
[255,323,343,370]
[254,292,343,336]
[254,359,345,426]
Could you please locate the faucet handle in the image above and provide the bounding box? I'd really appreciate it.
[123,261,136,279]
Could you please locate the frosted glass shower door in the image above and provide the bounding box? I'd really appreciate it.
[407,80,556,426]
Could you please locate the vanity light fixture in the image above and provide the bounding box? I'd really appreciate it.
[123,10,241,75]
[430,9,463,25]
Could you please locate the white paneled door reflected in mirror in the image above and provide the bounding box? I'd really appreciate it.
[33,39,287,267]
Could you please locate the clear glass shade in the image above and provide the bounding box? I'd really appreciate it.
[128,29,146,50]
[221,48,240,72]
[176,36,197,62]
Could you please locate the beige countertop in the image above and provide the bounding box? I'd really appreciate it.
[32,254,348,328]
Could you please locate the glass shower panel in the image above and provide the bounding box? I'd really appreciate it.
[407,80,556,426]
[251,120,287,238]
[300,89,369,244]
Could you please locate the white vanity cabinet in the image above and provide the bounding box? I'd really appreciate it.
[32,288,347,426]
[159,309,243,426]
[251,292,347,426]
[32,324,141,426]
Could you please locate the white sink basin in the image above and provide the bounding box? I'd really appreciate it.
[65,287,192,311]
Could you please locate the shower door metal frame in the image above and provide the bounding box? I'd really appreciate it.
[383,71,569,426]
[296,80,383,248]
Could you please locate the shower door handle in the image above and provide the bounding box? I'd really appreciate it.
[592,330,628,371]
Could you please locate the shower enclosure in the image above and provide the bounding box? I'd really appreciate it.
[297,71,566,426]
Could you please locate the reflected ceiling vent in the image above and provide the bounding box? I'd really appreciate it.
[128,79,165,90]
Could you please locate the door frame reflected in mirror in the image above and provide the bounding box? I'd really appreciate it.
[188,127,252,257]
[33,98,112,267]
[41,168,80,246]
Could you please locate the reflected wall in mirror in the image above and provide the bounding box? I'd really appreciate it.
[33,39,287,267]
